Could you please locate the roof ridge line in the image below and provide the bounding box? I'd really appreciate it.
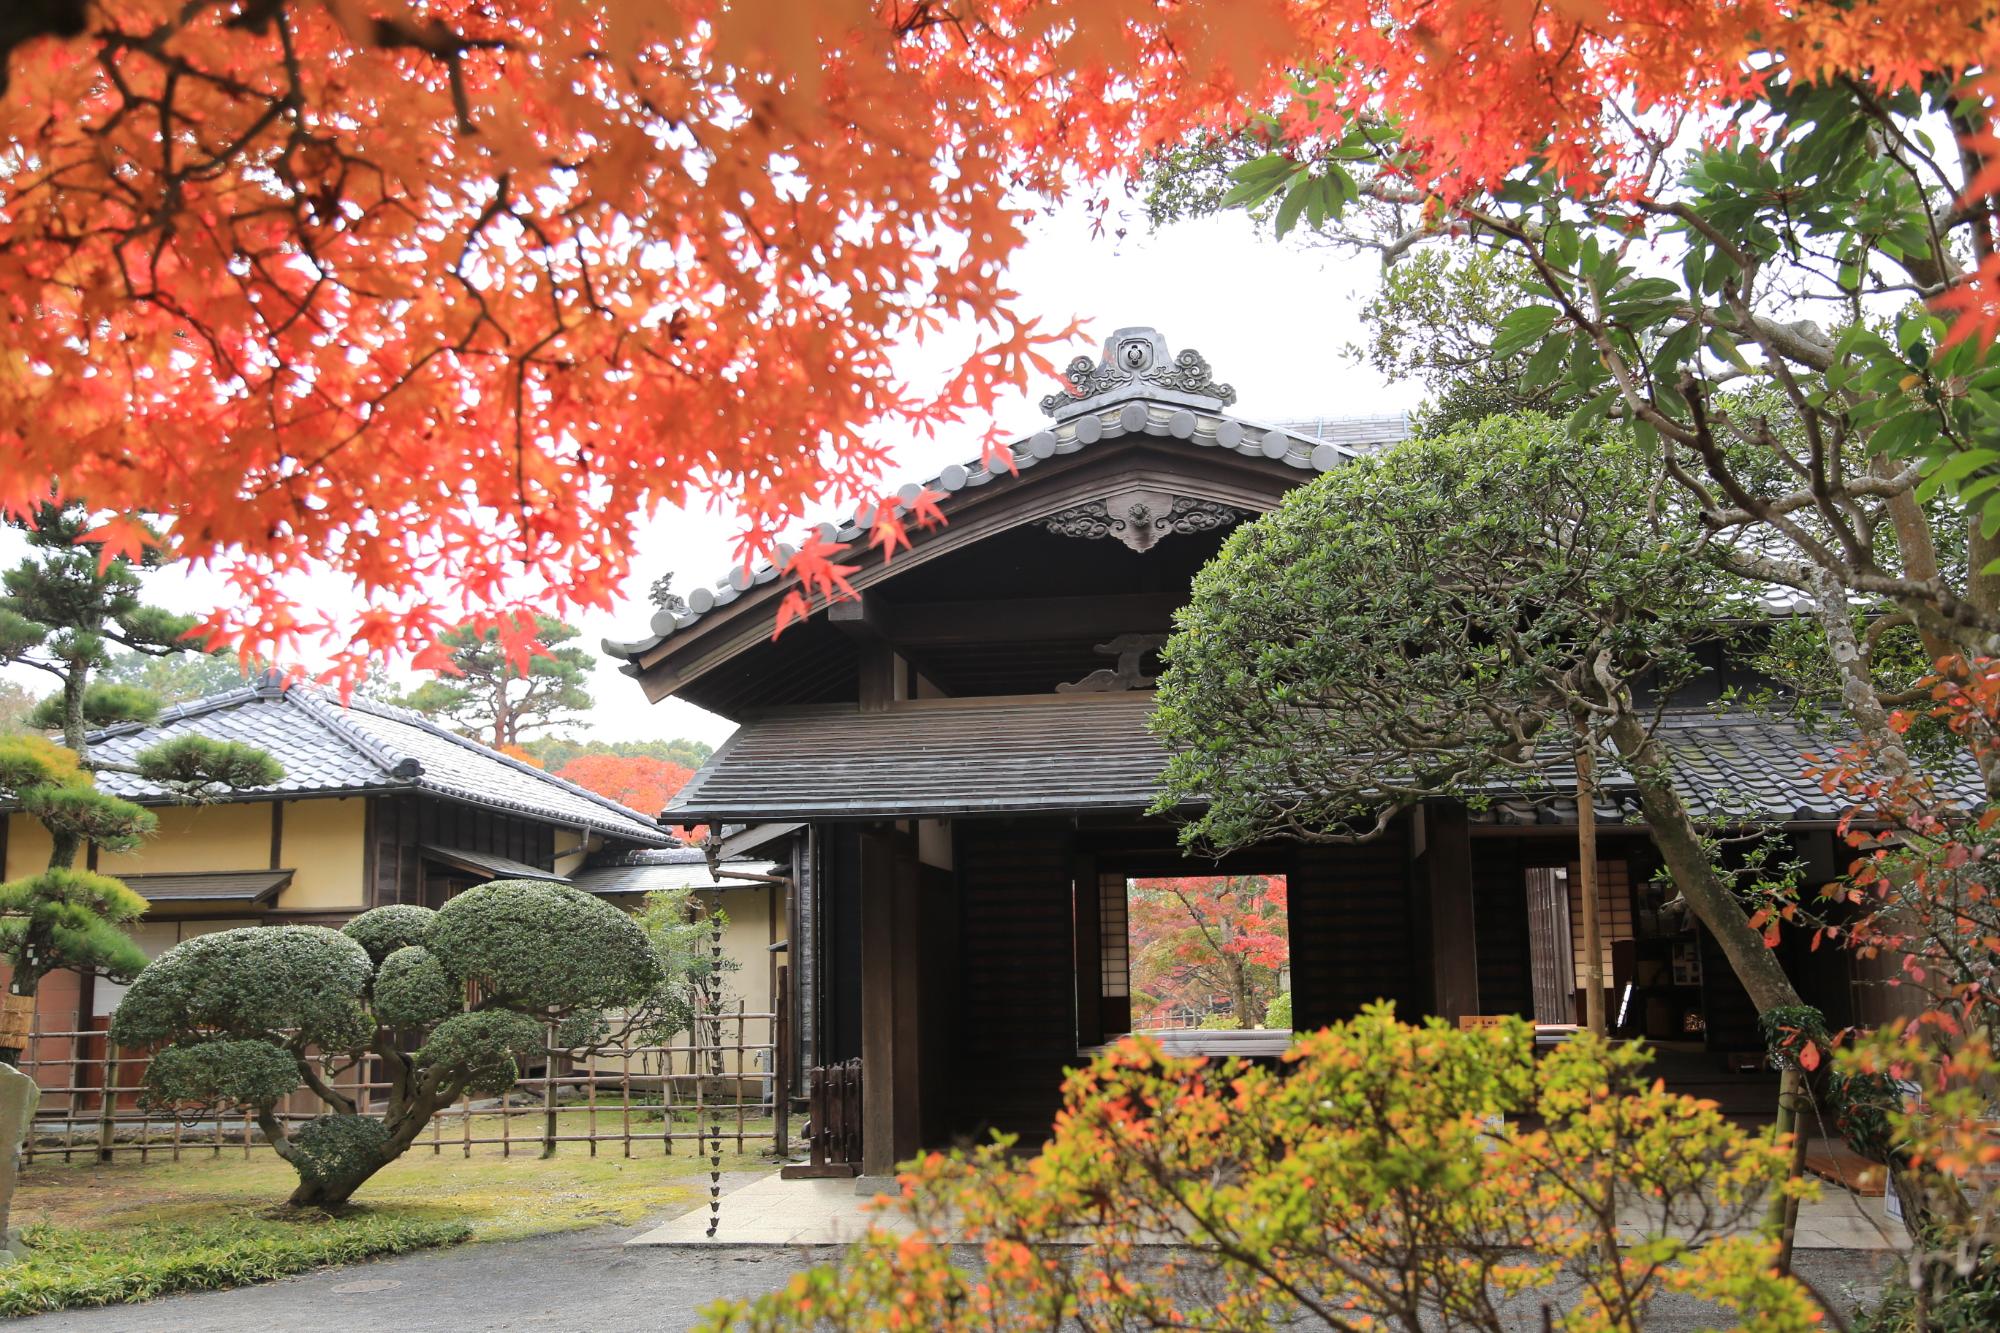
[84,680,269,743]
[283,684,422,780]
[339,694,669,830]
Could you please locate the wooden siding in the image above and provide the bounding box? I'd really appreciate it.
[952,823,1077,1143]
[365,794,559,908]
[1289,831,1418,1029]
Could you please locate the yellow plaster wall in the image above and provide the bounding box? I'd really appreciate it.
[4,813,53,880]
[91,798,366,913]
[553,829,590,879]
[278,798,367,911]
[696,885,779,1015]
[99,802,271,875]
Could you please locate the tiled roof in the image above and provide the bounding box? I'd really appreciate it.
[62,676,673,846]
[572,847,784,895]
[117,869,293,903]
[1272,414,1411,450]
[666,694,1947,825]
[603,330,1407,664]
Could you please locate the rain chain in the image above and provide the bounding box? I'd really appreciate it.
[705,912,725,1240]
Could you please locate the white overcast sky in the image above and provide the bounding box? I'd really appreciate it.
[4,208,1419,750]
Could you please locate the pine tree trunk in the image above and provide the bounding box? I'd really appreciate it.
[59,665,87,755]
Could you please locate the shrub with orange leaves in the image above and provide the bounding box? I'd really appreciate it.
[700,1006,1824,1332]
[1806,656,2000,1323]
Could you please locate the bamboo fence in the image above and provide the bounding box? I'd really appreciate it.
[15,1001,787,1164]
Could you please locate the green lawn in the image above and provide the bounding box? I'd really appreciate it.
[3,1117,771,1316]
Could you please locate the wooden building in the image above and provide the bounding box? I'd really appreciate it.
[0,675,691,1051]
[604,327,1872,1174]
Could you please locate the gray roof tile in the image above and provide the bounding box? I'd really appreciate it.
[64,678,672,846]
[666,695,1956,825]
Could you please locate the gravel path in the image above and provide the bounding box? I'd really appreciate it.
[22,1228,1896,1331]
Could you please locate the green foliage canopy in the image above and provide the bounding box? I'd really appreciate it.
[426,879,662,1013]
[108,881,668,1207]
[1152,416,1737,851]
[109,925,376,1053]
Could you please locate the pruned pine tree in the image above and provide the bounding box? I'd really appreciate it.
[1152,417,1806,1016]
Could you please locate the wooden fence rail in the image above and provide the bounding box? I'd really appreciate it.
[16,1004,790,1165]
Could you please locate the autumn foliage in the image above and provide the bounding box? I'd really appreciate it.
[555,753,692,818]
[12,4,2000,674]
[1127,874,1287,1029]
[1803,657,2000,1293]
[702,1008,1823,1332]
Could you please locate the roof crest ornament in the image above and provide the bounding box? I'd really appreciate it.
[1039,326,1236,420]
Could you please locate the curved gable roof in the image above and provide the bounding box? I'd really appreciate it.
[605,328,1407,700]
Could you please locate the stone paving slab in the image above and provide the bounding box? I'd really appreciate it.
[629,1169,1912,1251]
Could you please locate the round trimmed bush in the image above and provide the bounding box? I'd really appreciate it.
[289,1114,391,1186]
[143,1039,301,1111]
[426,879,662,1011]
[373,945,456,1027]
[110,926,374,1052]
[419,1010,545,1096]
[342,904,437,963]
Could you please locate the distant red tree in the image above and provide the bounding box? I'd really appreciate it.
[1128,875,1288,1030]
[556,754,696,837]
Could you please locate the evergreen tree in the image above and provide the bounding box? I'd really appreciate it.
[381,616,594,748]
[0,502,208,751]
[0,503,283,1063]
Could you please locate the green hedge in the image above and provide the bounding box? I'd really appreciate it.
[0,1214,472,1316]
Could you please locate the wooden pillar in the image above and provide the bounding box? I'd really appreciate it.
[1576,740,1607,1036]
[1424,801,1479,1022]
[860,831,922,1177]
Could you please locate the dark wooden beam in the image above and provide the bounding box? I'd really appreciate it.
[875,592,1183,647]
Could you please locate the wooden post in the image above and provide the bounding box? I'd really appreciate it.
[773,964,790,1158]
[96,1043,120,1162]
[859,832,921,1178]
[541,1025,558,1158]
[1576,736,1607,1037]
[1423,802,1478,1023]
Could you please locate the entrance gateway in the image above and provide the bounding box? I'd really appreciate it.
[604,327,1871,1174]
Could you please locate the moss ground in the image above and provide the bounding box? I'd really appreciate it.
[3,1115,774,1315]
[17,1113,772,1241]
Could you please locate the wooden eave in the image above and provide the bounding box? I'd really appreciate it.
[628,440,1305,713]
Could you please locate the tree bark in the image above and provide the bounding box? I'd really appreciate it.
[59,663,87,755]
[1605,713,1806,1015]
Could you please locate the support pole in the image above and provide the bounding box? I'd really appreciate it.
[1576,735,1606,1037]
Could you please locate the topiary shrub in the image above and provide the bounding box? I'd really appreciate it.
[1263,991,1293,1029]
[427,879,660,1012]
[110,926,375,1052]
[287,1115,392,1190]
[107,882,666,1208]
[341,904,436,963]
[133,735,284,793]
[141,1039,301,1111]
[419,1010,544,1096]
[372,946,454,1027]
